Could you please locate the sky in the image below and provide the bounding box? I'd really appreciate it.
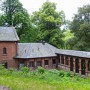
[19,0,90,21]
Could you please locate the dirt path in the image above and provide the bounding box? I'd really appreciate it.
[0,86,10,90]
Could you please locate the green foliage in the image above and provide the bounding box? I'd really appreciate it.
[21,66,29,74]
[66,72,71,77]
[58,70,65,77]
[37,66,45,74]
[0,64,5,70]
[0,69,90,90]
[32,0,65,48]
[70,4,90,51]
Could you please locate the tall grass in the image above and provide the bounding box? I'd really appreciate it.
[0,66,90,90]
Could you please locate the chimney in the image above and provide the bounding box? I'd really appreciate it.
[42,41,45,45]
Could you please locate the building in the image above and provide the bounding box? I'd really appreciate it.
[0,27,90,76]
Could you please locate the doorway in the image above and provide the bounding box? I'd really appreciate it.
[81,60,86,75]
[75,58,79,73]
[70,57,73,71]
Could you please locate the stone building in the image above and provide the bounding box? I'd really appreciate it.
[0,27,90,76]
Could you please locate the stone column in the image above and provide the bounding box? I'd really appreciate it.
[34,59,37,69]
[60,55,61,65]
[85,60,88,76]
[49,58,52,69]
[73,58,76,73]
[79,58,82,75]
[42,58,45,68]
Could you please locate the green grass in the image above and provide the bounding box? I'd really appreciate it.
[0,67,90,90]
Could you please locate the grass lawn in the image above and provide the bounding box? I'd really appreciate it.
[0,66,90,90]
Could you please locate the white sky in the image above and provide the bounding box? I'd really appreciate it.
[19,0,90,21]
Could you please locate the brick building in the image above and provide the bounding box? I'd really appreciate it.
[0,27,90,76]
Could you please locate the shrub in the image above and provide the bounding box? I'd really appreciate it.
[37,66,45,74]
[59,70,65,77]
[66,72,71,77]
[0,64,5,70]
[21,66,29,73]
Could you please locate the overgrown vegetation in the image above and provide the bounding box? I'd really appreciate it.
[0,66,90,90]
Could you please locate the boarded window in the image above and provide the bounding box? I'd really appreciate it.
[45,60,48,65]
[29,62,34,67]
[3,48,7,54]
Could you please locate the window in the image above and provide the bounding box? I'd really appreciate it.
[29,62,34,67]
[3,48,7,54]
[52,59,56,64]
[19,62,24,68]
[45,60,48,65]
[37,61,42,66]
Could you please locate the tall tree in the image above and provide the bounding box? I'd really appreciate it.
[0,0,34,42]
[70,4,90,51]
[32,0,65,48]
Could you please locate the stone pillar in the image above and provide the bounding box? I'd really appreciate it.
[68,57,70,71]
[34,59,37,69]
[79,58,82,75]
[73,58,76,73]
[49,58,52,69]
[42,58,45,68]
[60,55,61,65]
[85,60,88,76]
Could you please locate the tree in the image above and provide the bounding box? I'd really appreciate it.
[70,4,90,51]
[0,0,35,42]
[32,0,65,48]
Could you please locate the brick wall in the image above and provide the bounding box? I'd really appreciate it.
[0,41,18,68]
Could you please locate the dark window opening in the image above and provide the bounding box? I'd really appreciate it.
[45,60,48,65]
[29,62,34,67]
[52,59,56,64]
[88,61,90,71]
[3,48,7,54]
[61,55,64,64]
[66,56,68,65]
[1,62,8,69]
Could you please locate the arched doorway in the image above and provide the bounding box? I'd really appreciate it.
[75,58,79,73]
[81,59,86,75]
[70,57,73,71]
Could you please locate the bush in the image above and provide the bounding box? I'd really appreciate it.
[66,72,71,77]
[21,66,29,74]
[0,64,5,70]
[59,70,65,77]
[37,66,45,74]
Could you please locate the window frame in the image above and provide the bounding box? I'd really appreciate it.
[3,47,7,55]
[45,60,48,65]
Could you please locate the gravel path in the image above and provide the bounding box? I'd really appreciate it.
[0,86,10,90]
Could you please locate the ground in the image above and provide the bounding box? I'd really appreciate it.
[0,66,90,90]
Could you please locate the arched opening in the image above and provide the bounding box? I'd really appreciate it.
[70,57,73,71]
[81,59,86,75]
[75,58,79,73]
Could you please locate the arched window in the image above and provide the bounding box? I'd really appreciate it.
[3,48,7,54]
